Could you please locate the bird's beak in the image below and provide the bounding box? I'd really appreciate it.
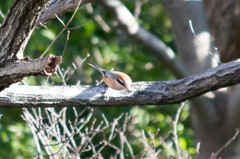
[125,87,131,92]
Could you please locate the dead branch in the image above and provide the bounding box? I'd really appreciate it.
[1,60,240,107]
[22,107,131,158]
[0,55,62,91]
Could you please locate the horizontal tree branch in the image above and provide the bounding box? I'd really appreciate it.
[1,60,240,107]
[0,55,62,91]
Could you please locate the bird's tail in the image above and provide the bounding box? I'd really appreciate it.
[87,63,106,73]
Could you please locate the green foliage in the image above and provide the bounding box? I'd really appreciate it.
[0,109,36,159]
[0,0,195,158]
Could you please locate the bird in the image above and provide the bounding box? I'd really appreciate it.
[87,62,132,94]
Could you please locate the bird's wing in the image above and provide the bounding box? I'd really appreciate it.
[105,71,118,79]
[106,71,126,86]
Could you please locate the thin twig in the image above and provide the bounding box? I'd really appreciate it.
[196,142,201,157]
[22,108,43,159]
[65,62,77,82]
[57,66,67,85]
[211,128,240,159]
[40,0,82,57]
[39,22,49,29]
[67,20,93,30]
[86,4,110,32]
[172,102,185,159]
[62,30,70,57]
[0,9,5,19]
[189,20,220,64]
[133,0,142,19]
[55,14,66,26]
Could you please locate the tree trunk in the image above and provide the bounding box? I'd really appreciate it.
[0,0,49,65]
[164,0,240,158]
[203,0,240,63]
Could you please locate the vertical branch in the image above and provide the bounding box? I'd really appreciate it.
[0,0,50,65]
[0,8,5,19]
[172,102,185,159]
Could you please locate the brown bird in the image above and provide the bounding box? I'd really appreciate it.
[87,63,132,94]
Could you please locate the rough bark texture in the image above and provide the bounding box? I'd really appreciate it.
[0,55,62,91]
[0,0,50,65]
[0,0,53,90]
[203,0,240,62]
[0,0,93,91]
[1,60,240,107]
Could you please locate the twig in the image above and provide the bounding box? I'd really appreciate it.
[67,20,93,30]
[55,14,66,26]
[39,22,49,29]
[62,30,70,57]
[141,130,161,158]
[172,102,185,159]
[86,4,110,32]
[133,0,142,19]
[65,62,77,82]
[0,8,5,19]
[90,113,124,158]
[22,108,55,157]
[94,15,111,33]
[196,142,201,157]
[189,19,220,64]
[211,128,240,159]
[22,108,43,159]
[120,113,135,159]
[57,66,67,85]
[40,0,82,57]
